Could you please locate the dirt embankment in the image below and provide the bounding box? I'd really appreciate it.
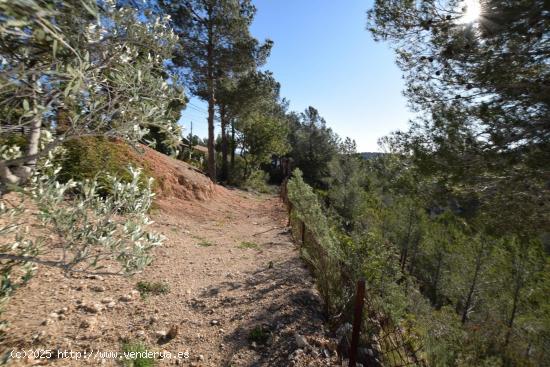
[127,144,216,201]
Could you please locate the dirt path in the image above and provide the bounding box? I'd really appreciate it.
[2,188,336,366]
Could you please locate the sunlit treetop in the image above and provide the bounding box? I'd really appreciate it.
[458,0,482,24]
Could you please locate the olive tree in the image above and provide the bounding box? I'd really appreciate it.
[0,0,183,308]
[0,0,185,188]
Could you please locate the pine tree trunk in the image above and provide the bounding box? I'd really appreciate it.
[242,153,249,180]
[461,243,484,324]
[504,274,522,347]
[230,121,236,169]
[206,6,216,181]
[220,105,229,182]
[408,234,420,275]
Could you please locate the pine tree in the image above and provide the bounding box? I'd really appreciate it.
[160,0,270,181]
[368,0,550,235]
[289,107,340,187]
[327,138,366,229]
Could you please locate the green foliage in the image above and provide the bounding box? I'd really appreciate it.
[225,158,276,194]
[0,199,37,313]
[0,157,164,313]
[226,155,248,186]
[248,325,270,344]
[365,2,550,364]
[242,170,273,194]
[357,155,550,366]
[160,0,271,180]
[196,239,215,247]
[58,137,155,194]
[33,162,163,272]
[142,125,183,157]
[0,134,27,153]
[217,71,283,182]
[238,241,259,250]
[287,169,348,317]
[288,170,339,252]
[120,341,156,367]
[327,138,366,228]
[0,0,184,188]
[238,112,290,172]
[288,107,340,187]
[228,72,289,178]
[287,147,549,365]
[136,281,170,298]
[1,2,179,316]
[367,0,549,236]
[419,306,465,367]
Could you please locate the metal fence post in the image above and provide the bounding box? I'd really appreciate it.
[349,279,366,367]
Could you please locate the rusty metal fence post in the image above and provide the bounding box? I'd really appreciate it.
[349,279,366,367]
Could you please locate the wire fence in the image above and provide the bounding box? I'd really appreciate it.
[280,178,427,367]
[0,125,32,135]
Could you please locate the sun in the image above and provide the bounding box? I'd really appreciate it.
[459,0,482,24]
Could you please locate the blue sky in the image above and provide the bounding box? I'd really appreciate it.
[178,0,414,152]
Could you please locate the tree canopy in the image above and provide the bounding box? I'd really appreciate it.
[0,0,185,188]
[159,0,271,180]
[368,0,550,235]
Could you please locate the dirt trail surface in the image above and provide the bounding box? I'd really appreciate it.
[1,168,339,366]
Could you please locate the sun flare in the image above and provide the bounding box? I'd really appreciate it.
[459,0,482,24]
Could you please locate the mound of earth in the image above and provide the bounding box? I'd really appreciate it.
[60,137,216,202]
[126,144,216,202]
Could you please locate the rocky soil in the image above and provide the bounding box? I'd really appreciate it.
[1,184,346,366]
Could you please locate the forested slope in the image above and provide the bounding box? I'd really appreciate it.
[1,0,548,366]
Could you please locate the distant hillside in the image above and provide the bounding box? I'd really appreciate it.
[360,152,385,160]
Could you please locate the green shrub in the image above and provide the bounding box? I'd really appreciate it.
[243,169,273,194]
[1,162,163,315]
[248,325,269,344]
[287,169,347,318]
[196,240,215,247]
[136,281,170,298]
[0,132,27,151]
[58,137,155,194]
[179,146,207,171]
[120,341,155,367]
[226,155,247,186]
